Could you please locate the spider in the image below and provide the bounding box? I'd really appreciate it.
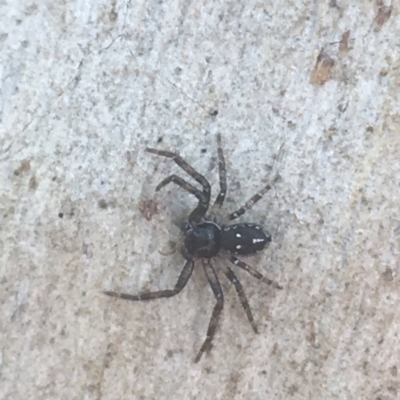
[104,134,282,362]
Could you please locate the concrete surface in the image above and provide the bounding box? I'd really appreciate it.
[1,1,399,399]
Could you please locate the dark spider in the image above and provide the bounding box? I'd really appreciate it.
[104,134,282,363]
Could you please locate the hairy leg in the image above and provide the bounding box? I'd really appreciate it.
[224,267,258,333]
[229,175,280,220]
[154,174,208,222]
[146,147,211,217]
[228,254,282,290]
[104,259,195,301]
[213,133,227,208]
[194,262,224,363]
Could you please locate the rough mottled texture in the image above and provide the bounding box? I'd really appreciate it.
[1,1,399,399]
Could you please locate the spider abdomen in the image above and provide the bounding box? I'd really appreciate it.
[221,223,271,255]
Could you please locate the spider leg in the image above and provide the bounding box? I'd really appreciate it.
[229,175,280,220]
[104,259,194,301]
[146,147,211,203]
[194,262,224,363]
[228,254,282,290]
[154,174,208,222]
[213,133,227,208]
[224,267,258,333]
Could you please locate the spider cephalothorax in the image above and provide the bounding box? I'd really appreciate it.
[184,221,221,258]
[105,134,281,363]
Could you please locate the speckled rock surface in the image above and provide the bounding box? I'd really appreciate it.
[1,1,399,399]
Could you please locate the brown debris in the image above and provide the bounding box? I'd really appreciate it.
[374,4,392,31]
[14,159,31,176]
[138,198,159,221]
[310,49,335,85]
[339,30,352,52]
